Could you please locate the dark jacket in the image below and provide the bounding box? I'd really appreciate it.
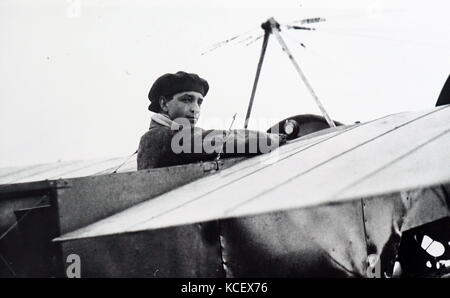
[137,120,284,170]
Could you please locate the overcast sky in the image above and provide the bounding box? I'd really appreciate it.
[1,0,449,167]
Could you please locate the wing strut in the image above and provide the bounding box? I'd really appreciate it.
[244,26,271,129]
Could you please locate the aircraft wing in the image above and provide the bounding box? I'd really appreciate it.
[55,105,450,242]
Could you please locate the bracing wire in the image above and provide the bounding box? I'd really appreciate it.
[245,34,264,47]
[201,26,260,55]
[200,6,436,57]
[291,17,327,25]
[111,150,138,174]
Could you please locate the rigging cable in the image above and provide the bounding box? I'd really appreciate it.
[111,150,138,174]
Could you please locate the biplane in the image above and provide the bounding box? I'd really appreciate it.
[0,18,449,278]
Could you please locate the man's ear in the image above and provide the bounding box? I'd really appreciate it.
[159,96,169,113]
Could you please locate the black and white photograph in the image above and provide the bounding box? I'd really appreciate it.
[1,0,450,284]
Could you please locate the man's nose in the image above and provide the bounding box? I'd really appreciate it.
[190,103,201,114]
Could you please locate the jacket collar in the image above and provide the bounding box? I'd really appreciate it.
[150,113,182,130]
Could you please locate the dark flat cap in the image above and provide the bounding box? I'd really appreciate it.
[148,71,209,112]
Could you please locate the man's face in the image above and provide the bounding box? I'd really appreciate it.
[161,91,203,125]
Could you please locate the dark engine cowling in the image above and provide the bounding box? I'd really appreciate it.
[266,114,344,141]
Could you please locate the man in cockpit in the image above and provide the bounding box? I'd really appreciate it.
[137,71,286,170]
